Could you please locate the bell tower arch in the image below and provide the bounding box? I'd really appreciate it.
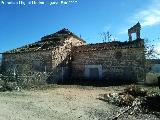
[128,22,141,41]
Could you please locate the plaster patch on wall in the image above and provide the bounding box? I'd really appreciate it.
[84,65,102,80]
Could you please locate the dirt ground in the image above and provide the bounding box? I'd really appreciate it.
[0,85,159,120]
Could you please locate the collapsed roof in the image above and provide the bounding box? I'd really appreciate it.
[4,28,85,54]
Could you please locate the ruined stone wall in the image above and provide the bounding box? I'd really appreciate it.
[1,50,53,87]
[71,40,145,84]
[1,36,85,86]
[51,36,85,68]
[49,37,85,83]
[1,36,144,86]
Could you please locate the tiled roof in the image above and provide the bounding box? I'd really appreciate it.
[4,28,85,54]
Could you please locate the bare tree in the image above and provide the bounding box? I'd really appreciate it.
[144,38,160,73]
[100,31,112,42]
[0,56,2,74]
[144,38,160,59]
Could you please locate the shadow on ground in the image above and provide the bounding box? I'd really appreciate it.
[57,79,136,87]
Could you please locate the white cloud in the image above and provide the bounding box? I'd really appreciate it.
[132,0,160,27]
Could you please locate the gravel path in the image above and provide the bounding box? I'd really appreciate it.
[0,85,159,120]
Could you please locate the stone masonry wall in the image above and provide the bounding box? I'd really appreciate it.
[50,36,85,83]
[1,36,85,87]
[1,36,144,86]
[71,39,145,84]
[52,36,85,68]
[1,50,53,87]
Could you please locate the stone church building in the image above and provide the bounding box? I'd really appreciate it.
[1,23,145,86]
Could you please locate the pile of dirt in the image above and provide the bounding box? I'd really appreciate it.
[99,85,160,118]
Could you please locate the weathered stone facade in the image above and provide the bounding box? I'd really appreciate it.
[2,50,53,86]
[71,39,145,84]
[1,29,85,87]
[1,23,146,86]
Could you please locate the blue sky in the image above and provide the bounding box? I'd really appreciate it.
[0,0,160,54]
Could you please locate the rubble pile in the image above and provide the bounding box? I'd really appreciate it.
[99,85,160,117]
[123,85,147,97]
[102,85,147,107]
[141,94,160,116]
